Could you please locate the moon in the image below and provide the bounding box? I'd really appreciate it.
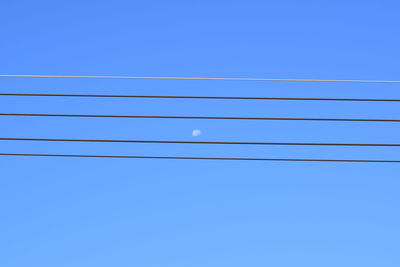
[192,129,201,137]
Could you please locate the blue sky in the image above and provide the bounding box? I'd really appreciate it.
[0,1,400,266]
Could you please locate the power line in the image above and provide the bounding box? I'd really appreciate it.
[1,113,400,122]
[1,74,400,83]
[0,153,399,163]
[1,93,400,102]
[1,137,399,147]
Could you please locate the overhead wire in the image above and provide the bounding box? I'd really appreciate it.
[0,137,399,147]
[1,74,400,83]
[1,93,400,102]
[0,153,399,163]
[1,113,400,122]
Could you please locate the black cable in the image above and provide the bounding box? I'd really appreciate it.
[1,93,399,102]
[1,113,400,122]
[1,137,399,147]
[0,153,398,163]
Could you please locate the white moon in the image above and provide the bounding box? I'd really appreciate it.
[192,129,201,137]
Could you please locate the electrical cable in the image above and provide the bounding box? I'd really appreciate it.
[1,93,399,102]
[1,74,400,83]
[1,113,399,122]
[1,137,399,147]
[0,153,399,163]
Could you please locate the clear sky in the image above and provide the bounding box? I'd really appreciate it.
[1,1,400,266]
